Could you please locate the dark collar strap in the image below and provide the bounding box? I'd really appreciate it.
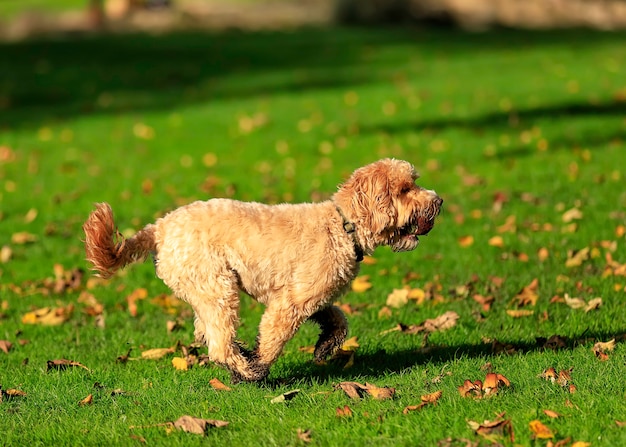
[335,205,364,263]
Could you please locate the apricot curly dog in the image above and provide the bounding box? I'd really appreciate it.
[83,158,442,382]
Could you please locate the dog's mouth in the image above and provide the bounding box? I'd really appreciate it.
[391,216,435,252]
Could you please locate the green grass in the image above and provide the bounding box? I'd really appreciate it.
[1,26,626,446]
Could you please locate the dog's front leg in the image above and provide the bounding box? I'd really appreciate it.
[308,305,348,362]
[249,302,310,380]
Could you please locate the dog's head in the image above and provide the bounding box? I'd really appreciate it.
[333,158,442,253]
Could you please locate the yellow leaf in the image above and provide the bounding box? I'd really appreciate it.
[141,347,174,360]
[386,288,409,308]
[361,256,377,265]
[506,309,534,318]
[172,357,188,371]
[351,275,372,293]
[11,232,37,244]
[571,442,591,447]
[564,293,586,309]
[79,394,93,406]
[458,235,474,247]
[562,207,583,222]
[529,420,554,439]
[488,235,504,247]
[538,247,549,261]
[584,297,602,312]
[21,306,72,326]
[341,336,359,351]
[565,247,589,268]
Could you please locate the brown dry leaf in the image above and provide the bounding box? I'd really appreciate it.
[378,306,392,319]
[512,278,540,307]
[467,415,514,443]
[592,339,615,361]
[351,275,372,293]
[209,378,231,391]
[0,340,12,354]
[361,255,377,265]
[141,347,175,360]
[557,368,574,387]
[565,247,590,268]
[473,294,494,312]
[458,235,474,247]
[543,409,562,419]
[336,405,353,417]
[11,232,37,244]
[299,345,315,354]
[482,373,511,396]
[529,420,554,439]
[571,442,591,447]
[363,383,395,400]
[270,389,300,404]
[79,394,94,406]
[296,428,312,443]
[615,420,626,427]
[458,379,483,398]
[22,305,73,326]
[3,388,27,399]
[172,357,188,371]
[127,288,148,317]
[403,404,427,413]
[172,415,228,435]
[488,235,504,247]
[422,311,460,333]
[386,288,409,308]
[584,297,602,312]
[506,309,534,318]
[562,207,583,223]
[338,382,365,399]
[538,247,550,261]
[47,359,91,372]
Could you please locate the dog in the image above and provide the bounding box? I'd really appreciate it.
[83,158,442,382]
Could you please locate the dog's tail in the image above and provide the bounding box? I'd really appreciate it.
[83,203,156,278]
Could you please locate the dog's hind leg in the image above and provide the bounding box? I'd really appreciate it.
[309,305,348,362]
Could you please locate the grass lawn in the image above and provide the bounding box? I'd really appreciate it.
[1,26,625,446]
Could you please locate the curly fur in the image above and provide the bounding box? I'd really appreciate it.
[83,158,442,382]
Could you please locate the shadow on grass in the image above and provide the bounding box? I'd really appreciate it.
[0,26,624,132]
[270,328,626,386]
[363,99,626,157]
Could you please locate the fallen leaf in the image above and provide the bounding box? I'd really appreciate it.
[2,388,27,401]
[0,340,12,354]
[584,297,602,312]
[296,428,312,443]
[11,232,37,244]
[172,415,228,435]
[473,294,494,312]
[512,278,539,307]
[421,311,459,332]
[458,379,483,398]
[615,420,626,427]
[571,442,591,447]
[386,288,409,308]
[467,415,514,443]
[172,357,188,371]
[364,383,395,400]
[351,275,372,293]
[270,389,300,404]
[47,359,91,372]
[22,305,73,326]
[79,394,93,406]
[0,245,12,263]
[538,247,550,261]
[341,336,359,351]
[458,235,474,247]
[543,409,562,418]
[127,288,148,317]
[209,378,231,391]
[592,339,615,361]
[562,207,583,223]
[506,309,534,318]
[564,294,586,309]
[336,405,353,417]
[141,347,175,360]
[565,247,590,268]
[338,382,365,399]
[488,235,504,247]
[529,420,554,439]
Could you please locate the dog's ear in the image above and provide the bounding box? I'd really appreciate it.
[343,162,397,235]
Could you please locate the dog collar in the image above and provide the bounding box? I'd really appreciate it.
[334,205,364,263]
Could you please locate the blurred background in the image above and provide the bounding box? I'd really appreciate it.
[2,0,626,39]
